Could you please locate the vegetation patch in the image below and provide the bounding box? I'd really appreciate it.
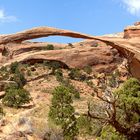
[43,44,54,50]
[2,85,32,108]
[49,85,78,140]
[68,68,87,81]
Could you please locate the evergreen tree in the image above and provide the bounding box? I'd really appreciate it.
[49,85,78,140]
[88,77,140,140]
[10,61,19,73]
[2,85,32,108]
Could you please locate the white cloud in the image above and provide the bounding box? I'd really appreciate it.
[121,0,140,15]
[0,9,17,23]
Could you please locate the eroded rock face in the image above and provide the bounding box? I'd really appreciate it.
[0,22,140,79]
[0,40,122,74]
[124,23,140,39]
[20,45,121,73]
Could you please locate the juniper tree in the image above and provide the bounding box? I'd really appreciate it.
[87,74,140,140]
[49,85,78,140]
[2,85,32,108]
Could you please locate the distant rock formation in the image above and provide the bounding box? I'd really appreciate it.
[124,24,140,38]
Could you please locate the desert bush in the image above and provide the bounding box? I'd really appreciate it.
[0,66,7,72]
[10,61,19,73]
[55,68,63,82]
[115,78,140,124]
[67,84,80,99]
[69,68,87,81]
[34,63,41,68]
[87,77,140,140]
[44,44,54,50]
[2,86,32,108]
[50,61,62,73]
[0,66,9,80]
[0,73,9,81]
[86,80,94,88]
[27,69,32,76]
[22,63,29,68]
[49,85,78,140]
[61,78,80,99]
[11,71,27,88]
[68,68,80,80]
[43,60,62,74]
[97,125,126,140]
[43,60,49,66]
[4,82,18,92]
[83,66,92,74]
[77,115,93,135]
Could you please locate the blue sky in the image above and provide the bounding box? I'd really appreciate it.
[0,0,140,42]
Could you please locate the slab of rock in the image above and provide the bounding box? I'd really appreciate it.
[8,45,122,73]
[124,22,140,39]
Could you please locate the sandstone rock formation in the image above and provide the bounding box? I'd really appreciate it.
[124,24,140,38]
[0,22,140,79]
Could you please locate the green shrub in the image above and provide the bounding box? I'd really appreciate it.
[68,84,80,99]
[49,61,61,74]
[10,61,19,73]
[50,61,61,70]
[43,60,49,66]
[0,66,9,80]
[4,82,18,92]
[43,61,62,74]
[22,63,29,68]
[77,115,93,135]
[61,78,80,99]
[12,71,27,88]
[97,125,126,140]
[2,86,32,108]
[69,68,87,81]
[69,68,80,80]
[27,69,32,76]
[55,68,63,82]
[34,63,41,68]
[88,77,140,139]
[44,44,54,50]
[49,85,78,139]
[86,80,94,88]
[83,66,92,75]
[0,66,7,72]
[115,78,140,124]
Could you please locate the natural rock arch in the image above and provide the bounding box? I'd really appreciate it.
[0,23,140,79]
